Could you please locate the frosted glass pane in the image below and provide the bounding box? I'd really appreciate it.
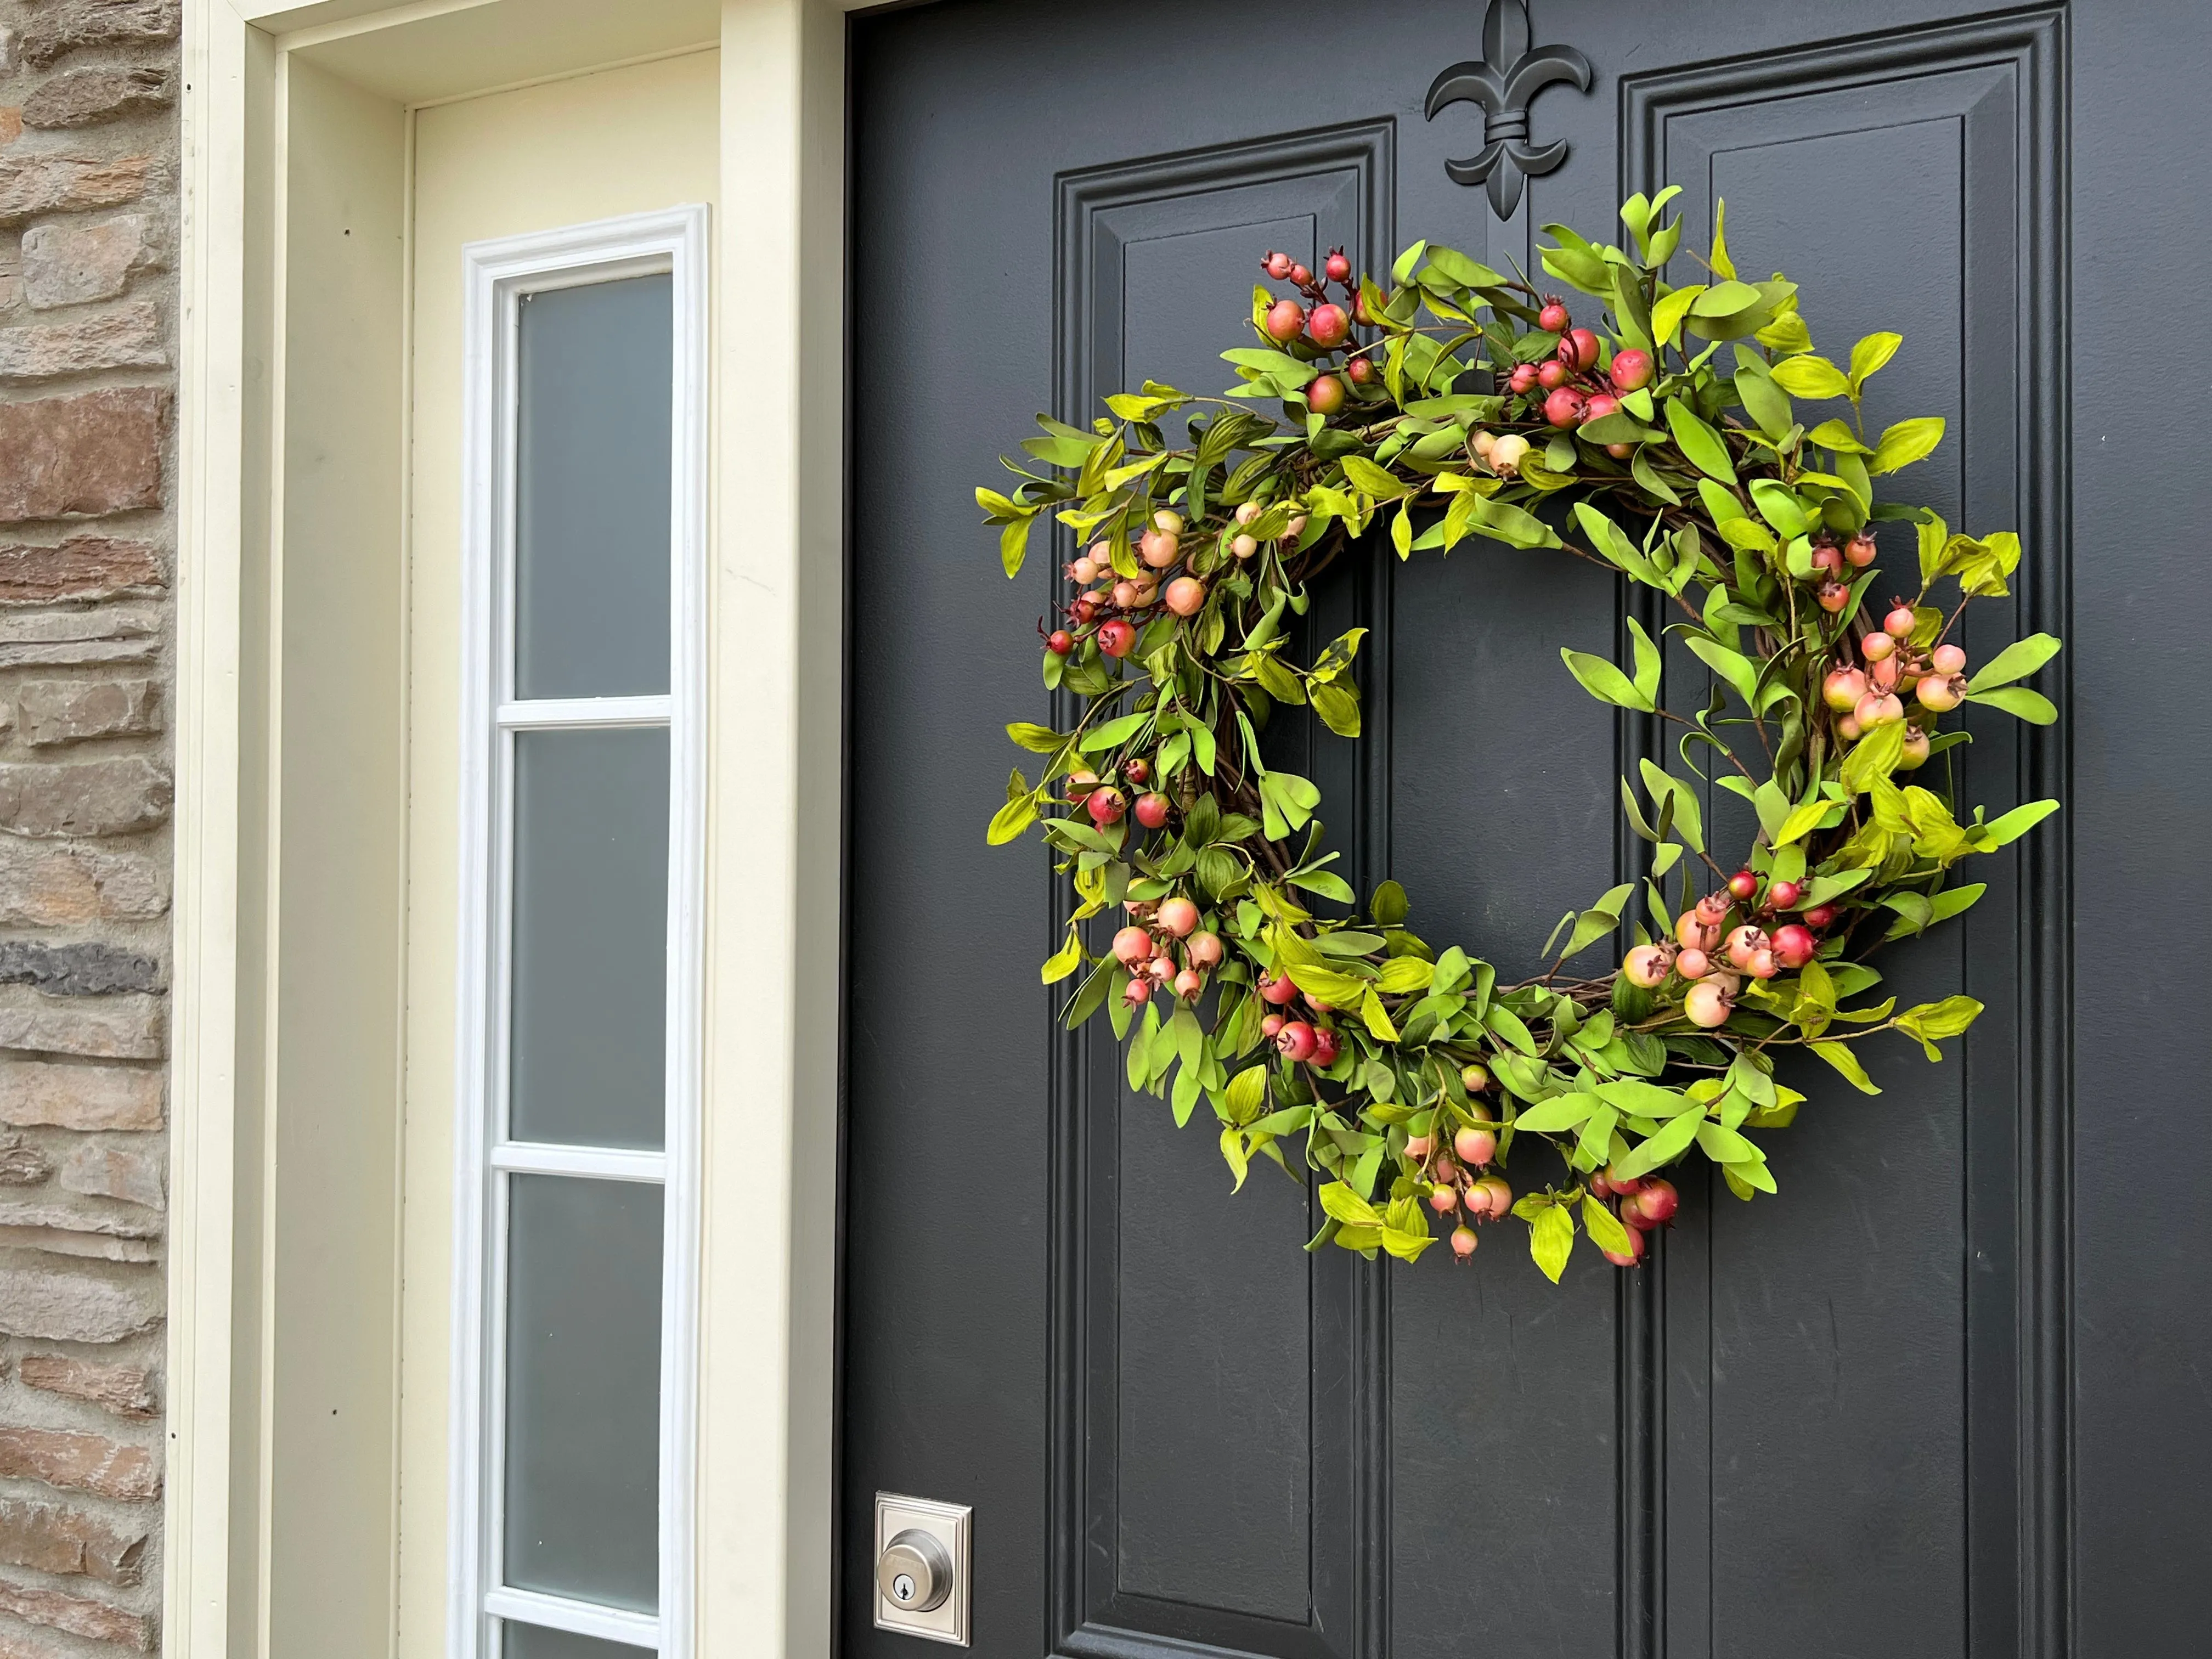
[515,274,672,699]
[504,1175,663,1610]
[501,1623,648,1659]
[509,728,668,1149]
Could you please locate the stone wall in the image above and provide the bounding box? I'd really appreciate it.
[0,1,179,1653]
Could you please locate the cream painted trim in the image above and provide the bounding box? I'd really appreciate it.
[172,5,253,1657]
[174,3,856,1655]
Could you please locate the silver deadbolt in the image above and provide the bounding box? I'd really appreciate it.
[877,1528,953,1612]
[873,1492,970,1644]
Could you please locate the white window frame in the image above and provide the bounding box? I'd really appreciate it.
[450,204,709,1659]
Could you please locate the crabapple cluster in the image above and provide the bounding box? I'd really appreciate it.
[1110,896,1224,1009]
[1820,599,1973,760]
[1252,966,1346,1070]
[1257,244,1373,414]
[1587,1172,1679,1265]
[1047,502,1307,667]
[1622,868,1832,1031]
[1464,296,1652,467]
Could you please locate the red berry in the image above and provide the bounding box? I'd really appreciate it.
[1123,758,1150,785]
[1265,299,1306,343]
[1275,1020,1318,1062]
[1728,868,1759,901]
[1601,1226,1645,1268]
[1133,792,1170,829]
[1174,968,1204,1001]
[1097,619,1136,658]
[1816,578,1852,613]
[1111,926,1153,966]
[1122,977,1152,1007]
[1581,392,1621,424]
[1324,249,1351,284]
[1164,576,1207,617]
[1565,328,1600,370]
[1087,787,1126,826]
[1289,263,1312,287]
[1824,666,1870,710]
[1846,532,1878,567]
[1046,630,1074,655]
[1770,923,1817,968]
[1767,879,1803,910]
[1347,355,1375,384]
[1263,251,1293,280]
[1261,1014,1284,1039]
[1537,359,1568,391]
[1724,923,1769,969]
[1632,1180,1679,1226]
[1604,1166,1646,1197]
[1802,904,1837,930]
[1311,1026,1341,1068]
[1307,303,1350,347]
[1187,930,1223,968]
[1544,387,1585,427]
[1259,973,1300,1006]
[1538,300,1570,332]
[1609,347,1654,391]
[1811,541,1844,574]
[1509,363,1539,394]
[1307,373,1346,415]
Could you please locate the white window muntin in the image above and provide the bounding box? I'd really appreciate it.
[453,204,708,1659]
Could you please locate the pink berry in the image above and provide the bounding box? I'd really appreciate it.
[1676,947,1712,979]
[1767,879,1802,910]
[1931,643,1967,675]
[1824,666,1870,711]
[1884,604,1918,639]
[1164,576,1207,617]
[1454,1126,1497,1166]
[1846,532,1878,567]
[1609,347,1653,391]
[1155,896,1199,937]
[1565,328,1600,369]
[1450,1225,1479,1258]
[1263,251,1293,280]
[1916,673,1965,712]
[1133,792,1170,829]
[1111,926,1153,966]
[1544,387,1585,427]
[1307,304,1350,347]
[1324,249,1351,283]
[1088,787,1126,826]
[1307,374,1346,415]
[1187,930,1223,968]
[1623,944,1674,988]
[1259,973,1299,1006]
[1728,869,1759,901]
[1429,1185,1460,1214]
[1265,299,1306,343]
[1538,300,1570,332]
[1685,980,1733,1028]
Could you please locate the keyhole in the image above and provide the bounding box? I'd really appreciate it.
[894,1573,916,1602]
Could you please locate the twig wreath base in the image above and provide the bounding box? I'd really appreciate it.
[980,189,2059,1279]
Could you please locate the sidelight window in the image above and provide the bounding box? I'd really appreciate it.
[452,207,708,1659]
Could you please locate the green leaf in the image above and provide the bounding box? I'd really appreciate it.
[1318,1181,1382,1229]
[1808,418,1872,455]
[1374,956,1434,995]
[1370,880,1409,927]
[1511,1091,1601,1134]
[1561,647,1655,713]
[1223,1063,1268,1125]
[1529,1203,1576,1283]
[1685,634,1760,709]
[1966,686,2057,724]
[1006,721,1065,754]
[1041,932,1083,984]
[1870,416,1945,475]
[1651,284,1705,347]
[1770,354,1849,399]
[1974,799,2060,849]
[1708,198,1736,279]
[1561,882,1638,962]
[988,789,1040,845]
[1628,617,1662,706]
[1666,398,1737,483]
[1609,1107,1702,1180]
[1848,331,1902,394]
[1809,1041,1881,1094]
[1748,478,1812,538]
[1583,1193,1635,1256]
[1775,797,1839,847]
[1463,492,1562,550]
[1081,712,1153,752]
[1967,632,2063,691]
[999,515,1034,577]
[1898,995,1983,1039]
[1341,454,1410,498]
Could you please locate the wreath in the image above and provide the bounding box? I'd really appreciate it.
[978,188,2061,1280]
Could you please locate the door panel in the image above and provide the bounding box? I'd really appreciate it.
[844,3,2209,1655]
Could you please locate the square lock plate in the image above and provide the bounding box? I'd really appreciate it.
[873,1492,971,1645]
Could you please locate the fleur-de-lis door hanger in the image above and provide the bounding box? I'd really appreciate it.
[1424,0,1595,219]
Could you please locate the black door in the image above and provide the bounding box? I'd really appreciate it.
[844,3,2211,1655]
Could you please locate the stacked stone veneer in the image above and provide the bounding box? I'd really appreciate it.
[0,2,180,1654]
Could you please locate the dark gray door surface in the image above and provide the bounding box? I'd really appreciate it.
[844,4,2211,1655]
